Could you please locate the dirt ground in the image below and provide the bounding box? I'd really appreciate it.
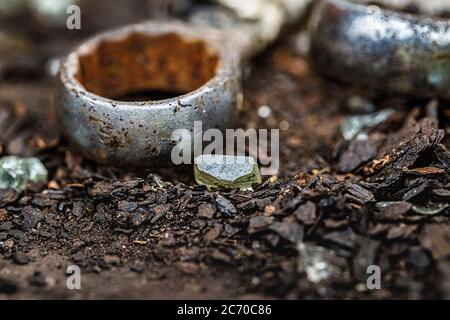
[1,1,450,299]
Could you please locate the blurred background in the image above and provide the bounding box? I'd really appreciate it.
[0,0,193,78]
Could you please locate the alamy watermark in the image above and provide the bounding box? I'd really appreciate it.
[171,121,280,175]
[66,264,81,290]
[366,265,381,290]
[66,4,81,30]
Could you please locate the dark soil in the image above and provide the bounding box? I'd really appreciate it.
[1,1,450,299]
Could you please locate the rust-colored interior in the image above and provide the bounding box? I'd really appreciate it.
[76,32,219,100]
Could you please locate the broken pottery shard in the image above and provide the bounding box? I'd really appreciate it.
[194,155,262,190]
[0,156,48,191]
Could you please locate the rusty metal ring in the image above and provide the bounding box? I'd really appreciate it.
[309,0,450,98]
[57,21,241,167]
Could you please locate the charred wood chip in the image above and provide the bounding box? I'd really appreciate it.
[71,201,84,217]
[318,197,336,209]
[337,133,384,173]
[323,218,349,229]
[386,224,418,240]
[155,190,168,204]
[376,202,412,221]
[223,224,239,237]
[248,216,274,234]
[114,179,144,190]
[433,189,450,198]
[397,181,431,202]
[420,224,450,260]
[269,221,304,244]
[352,238,379,281]
[8,229,25,239]
[130,208,149,227]
[146,174,165,188]
[22,205,44,231]
[294,201,317,225]
[209,249,232,265]
[376,118,443,176]
[344,183,375,204]
[407,247,431,271]
[383,135,432,173]
[387,243,410,256]
[434,144,450,172]
[117,200,138,212]
[150,204,170,224]
[89,180,115,198]
[237,199,258,211]
[405,183,432,203]
[373,173,404,200]
[0,209,7,222]
[368,224,391,237]
[197,203,216,219]
[0,188,19,207]
[215,195,237,218]
[1,221,13,231]
[115,211,130,226]
[256,198,274,211]
[404,167,445,176]
[322,229,359,250]
[204,224,222,242]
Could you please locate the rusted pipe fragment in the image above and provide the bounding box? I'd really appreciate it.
[57,21,241,167]
[309,0,450,98]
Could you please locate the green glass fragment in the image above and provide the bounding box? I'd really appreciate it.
[412,203,449,216]
[194,155,262,191]
[0,156,48,191]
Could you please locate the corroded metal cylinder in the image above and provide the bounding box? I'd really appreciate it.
[309,0,450,98]
[58,21,241,167]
